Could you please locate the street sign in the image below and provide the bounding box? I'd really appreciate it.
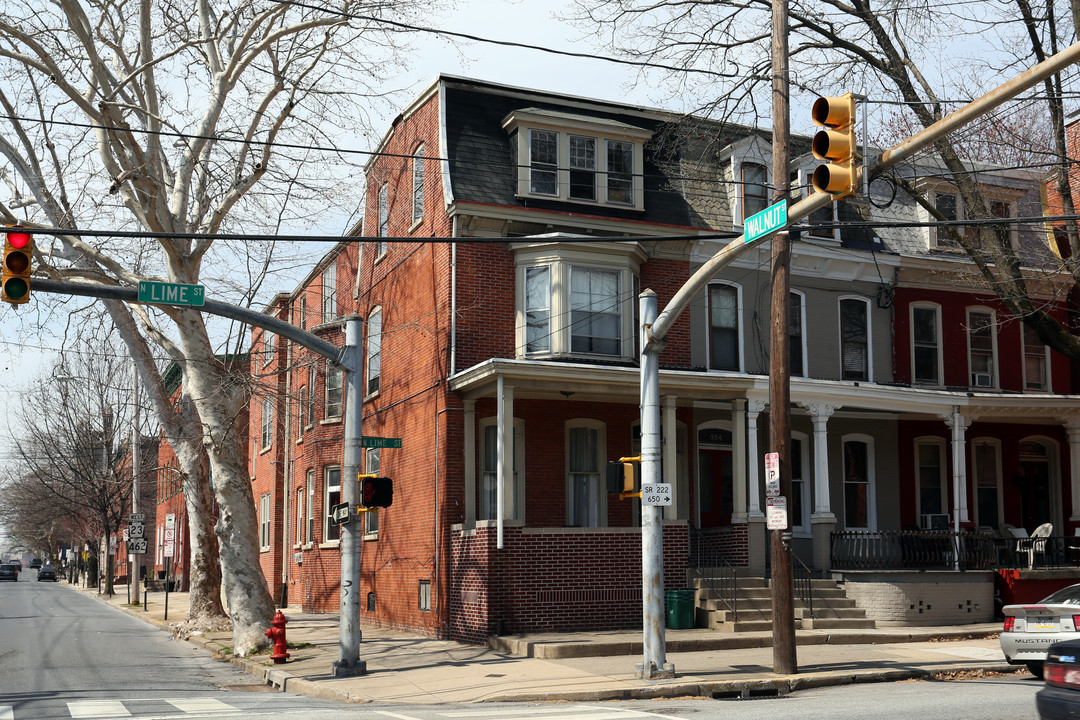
[361,436,402,449]
[766,496,788,530]
[129,538,148,555]
[129,513,145,523]
[165,513,175,530]
[765,452,780,497]
[138,280,206,307]
[128,522,145,540]
[744,200,788,244]
[163,540,174,558]
[330,502,352,526]
[164,528,175,542]
[641,483,673,507]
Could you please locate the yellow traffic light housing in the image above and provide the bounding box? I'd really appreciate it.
[811,93,858,198]
[2,226,32,305]
[606,456,641,498]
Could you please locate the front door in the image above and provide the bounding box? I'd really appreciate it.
[699,448,733,528]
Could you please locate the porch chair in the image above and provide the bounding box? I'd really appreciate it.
[1016,523,1053,569]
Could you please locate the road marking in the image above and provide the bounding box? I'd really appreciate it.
[67,700,131,718]
[164,699,239,714]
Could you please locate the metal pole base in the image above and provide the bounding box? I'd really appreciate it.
[331,660,367,677]
[635,661,675,680]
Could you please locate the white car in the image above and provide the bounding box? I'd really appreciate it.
[1001,583,1080,678]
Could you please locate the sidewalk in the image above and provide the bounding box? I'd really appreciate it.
[75,583,1022,705]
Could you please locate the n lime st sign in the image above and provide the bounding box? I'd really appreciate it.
[138,280,205,307]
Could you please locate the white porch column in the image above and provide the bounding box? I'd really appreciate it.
[662,396,680,520]
[464,399,476,526]
[1065,419,1080,523]
[496,377,514,548]
[943,408,972,529]
[807,404,836,517]
[746,400,766,516]
[732,399,747,520]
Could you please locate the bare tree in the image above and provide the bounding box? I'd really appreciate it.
[564,0,1080,359]
[0,0,442,653]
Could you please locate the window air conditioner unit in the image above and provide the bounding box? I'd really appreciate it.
[920,513,951,530]
[972,373,993,388]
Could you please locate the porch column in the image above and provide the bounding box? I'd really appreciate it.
[806,403,836,572]
[731,399,748,521]
[943,408,972,529]
[496,377,514,548]
[464,400,476,527]
[1065,418,1080,524]
[746,399,767,574]
[662,396,682,520]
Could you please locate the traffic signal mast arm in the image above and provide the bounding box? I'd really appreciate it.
[645,37,1080,349]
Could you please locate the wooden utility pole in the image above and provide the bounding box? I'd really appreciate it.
[770,0,797,675]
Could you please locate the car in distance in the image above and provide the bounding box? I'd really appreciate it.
[36,565,56,582]
[1036,639,1080,719]
[29,558,41,569]
[0,563,18,581]
[1002,583,1080,678]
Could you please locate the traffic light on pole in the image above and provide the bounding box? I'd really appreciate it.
[2,226,32,305]
[811,93,858,198]
[358,474,393,508]
[606,456,641,496]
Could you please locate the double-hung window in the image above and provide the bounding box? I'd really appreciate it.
[364,448,380,535]
[839,297,870,381]
[259,494,271,550]
[322,263,336,321]
[480,418,524,521]
[325,361,343,419]
[967,308,996,388]
[741,162,769,221]
[842,435,875,530]
[260,397,273,449]
[606,140,634,204]
[324,466,341,543]
[295,486,306,546]
[524,267,551,354]
[366,308,382,395]
[935,191,959,247]
[306,470,315,544]
[911,304,942,385]
[296,385,305,442]
[915,439,946,523]
[566,421,605,527]
[1024,324,1050,391]
[530,130,559,195]
[568,135,596,201]
[570,266,620,356]
[789,291,806,378]
[262,332,274,367]
[377,184,389,240]
[708,284,740,371]
[412,144,425,224]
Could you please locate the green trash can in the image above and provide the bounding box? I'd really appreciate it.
[665,589,696,629]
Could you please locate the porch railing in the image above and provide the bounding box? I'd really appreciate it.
[688,525,738,623]
[831,530,1080,571]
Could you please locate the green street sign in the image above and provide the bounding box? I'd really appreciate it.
[361,436,402,449]
[138,280,206,307]
[744,200,788,244]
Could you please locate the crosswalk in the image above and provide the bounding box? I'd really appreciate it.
[0,698,241,719]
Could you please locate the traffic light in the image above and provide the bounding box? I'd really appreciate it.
[2,226,32,304]
[811,93,858,198]
[606,457,640,495]
[359,474,393,508]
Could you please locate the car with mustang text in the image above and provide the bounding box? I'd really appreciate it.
[1002,583,1080,678]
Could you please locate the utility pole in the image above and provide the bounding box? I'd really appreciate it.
[770,0,797,675]
[131,359,141,607]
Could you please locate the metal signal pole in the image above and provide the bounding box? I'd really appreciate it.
[770,0,797,675]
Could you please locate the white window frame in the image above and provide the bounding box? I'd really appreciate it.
[838,295,873,382]
[514,243,639,361]
[366,307,382,396]
[295,486,305,547]
[841,433,877,531]
[789,290,807,378]
[306,379,316,428]
[1022,324,1052,392]
[565,419,607,528]
[479,417,525,522]
[377,183,389,242]
[324,361,343,420]
[503,109,650,211]
[914,437,947,524]
[412,144,425,225]
[932,189,963,249]
[791,431,811,537]
[260,397,273,450]
[259,493,271,550]
[706,282,743,372]
[306,469,315,546]
[971,438,1003,530]
[966,306,998,390]
[296,385,305,442]
[739,161,770,224]
[323,465,341,545]
[910,302,944,387]
[322,263,337,321]
[262,332,274,367]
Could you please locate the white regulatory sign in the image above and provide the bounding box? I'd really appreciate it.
[641,483,673,507]
[766,495,788,530]
[163,540,175,559]
[765,452,780,497]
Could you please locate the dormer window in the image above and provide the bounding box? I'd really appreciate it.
[504,108,651,211]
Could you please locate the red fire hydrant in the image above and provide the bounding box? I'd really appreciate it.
[265,610,290,664]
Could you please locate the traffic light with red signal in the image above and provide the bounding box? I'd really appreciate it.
[2,226,32,305]
[811,93,858,198]
[358,474,393,509]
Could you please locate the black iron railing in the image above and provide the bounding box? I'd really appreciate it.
[831,530,1080,571]
[688,525,738,622]
[792,552,816,619]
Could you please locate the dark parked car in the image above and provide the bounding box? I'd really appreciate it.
[0,564,18,581]
[29,558,41,569]
[1037,639,1080,719]
[36,565,56,582]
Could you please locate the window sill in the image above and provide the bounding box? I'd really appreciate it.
[409,218,423,233]
[318,541,340,549]
[320,417,342,426]
[259,446,272,455]
[364,390,380,402]
[363,532,378,541]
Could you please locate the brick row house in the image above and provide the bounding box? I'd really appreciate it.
[193,75,1079,642]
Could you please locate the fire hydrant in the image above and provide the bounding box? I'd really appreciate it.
[265,610,290,664]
